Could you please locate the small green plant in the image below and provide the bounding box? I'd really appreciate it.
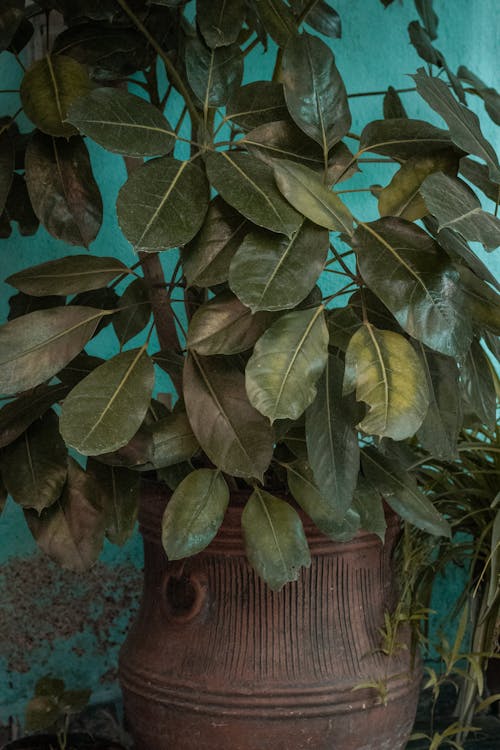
[25,676,91,750]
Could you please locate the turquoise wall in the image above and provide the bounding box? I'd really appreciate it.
[0,0,498,724]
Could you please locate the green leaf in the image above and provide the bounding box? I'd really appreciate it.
[20,55,91,138]
[383,87,407,119]
[408,21,442,66]
[457,66,500,126]
[343,324,430,440]
[187,290,271,355]
[206,151,302,237]
[421,172,500,251]
[253,0,295,46]
[226,81,288,131]
[0,2,24,52]
[327,306,363,351]
[291,0,341,38]
[1,410,67,513]
[152,349,184,381]
[229,220,328,312]
[273,160,353,234]
[0,383,69,449]
[7,255,127,297]
[58,352,105,388]
[460,157,500,203]
[197,0,246,47]
[352,218,472,357]
[282,31,351,152]
[246,306,329,422]
[183,353,274,479]
[185,36,243,108]
[87,459,139,546]
[59,688,91,715]
[25,695,60,732]
[182,197,247,288]
[1,173,39,237]
[286,459,360,541]
[305,352,359,522]
[117,157,209,251]
[487,502,500,609]
[378,151,457,221]
[461,339,496,430]
[151,411,199,468]
[60,349,155,455]
[415,345,462,460]
[415,0,438,39]
[0,128,14,216]
[25,456,106,571]
[112,278,151,347]
[361,447,451,538]
[34,676,65,699]
[359,118,451,160]
[353,478,386,543]
[458,266,500,334]
[67,87,175,157]
[162,469,229,559]
[242,487,310,590]
[0,306,107,396]
[24,132,103,248]
[413,68,500,183]
[438,228,500,291]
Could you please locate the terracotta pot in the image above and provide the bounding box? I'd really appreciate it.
[119,482,421,750]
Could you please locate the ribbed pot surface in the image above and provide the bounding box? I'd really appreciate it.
[119,482,421,750]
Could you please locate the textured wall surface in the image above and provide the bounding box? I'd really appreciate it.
[0,0,498,724]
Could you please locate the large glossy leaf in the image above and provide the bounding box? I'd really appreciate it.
[205,151,302,237]
[20,55,91,138]
[25,457,106,572]
[185,36,243,108]
[182,197,247,288]
[421,172,500,251]
[343,324,430,440]
[0,384,69,449]
[60,349,155,455]
[459,266,500,335]
[197,0,246,47]
[461,339,497,430]
[327,306,362,351]
[291,0,341,38]
[162,469,229,559]
[24,132,102,247]
[0,306,107,396]
[352,218,472,357]
[7,255,127,297]
[438,229,500,291]
[112,278,151,347]
[253,0,295,46]
[359,118,451,160]
[413,69,500,183]
[305,352,359,522]
[151,411,199,468]
[183,353,274,479]
[282,32,350,153]
[353,478,386,543]
[67,88,175,157]
[383,87,407,120]
[273,160,353,234]
[458,66,500,126]
[415,345,462,460]
[362,447,451,538]
[187,290,271,355]
[226,82,288,131]
[1,410,67,513]
[0,129,14,215]
[229,220,328,312]
[415,0,438,39]
[0,2,24,51]
[460,158,499,203]
[286,459,360,541]
[242,488,310,590]
[117,157,209,251]
[408,21,442,66]
[378,151,456,221]
[87,459,139,546]
[246,306,329,422]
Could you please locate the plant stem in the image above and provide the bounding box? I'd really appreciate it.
[114,0,201,126]
[347,86,417,99]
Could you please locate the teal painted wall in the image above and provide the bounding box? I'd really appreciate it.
[0,0,498,724]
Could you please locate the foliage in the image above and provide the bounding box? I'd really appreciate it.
[0,0,499,591]
[25,675,91,750]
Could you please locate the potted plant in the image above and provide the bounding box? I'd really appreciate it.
[0,1,499,749]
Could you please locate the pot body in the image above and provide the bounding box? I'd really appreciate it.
[119,483,421,750]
